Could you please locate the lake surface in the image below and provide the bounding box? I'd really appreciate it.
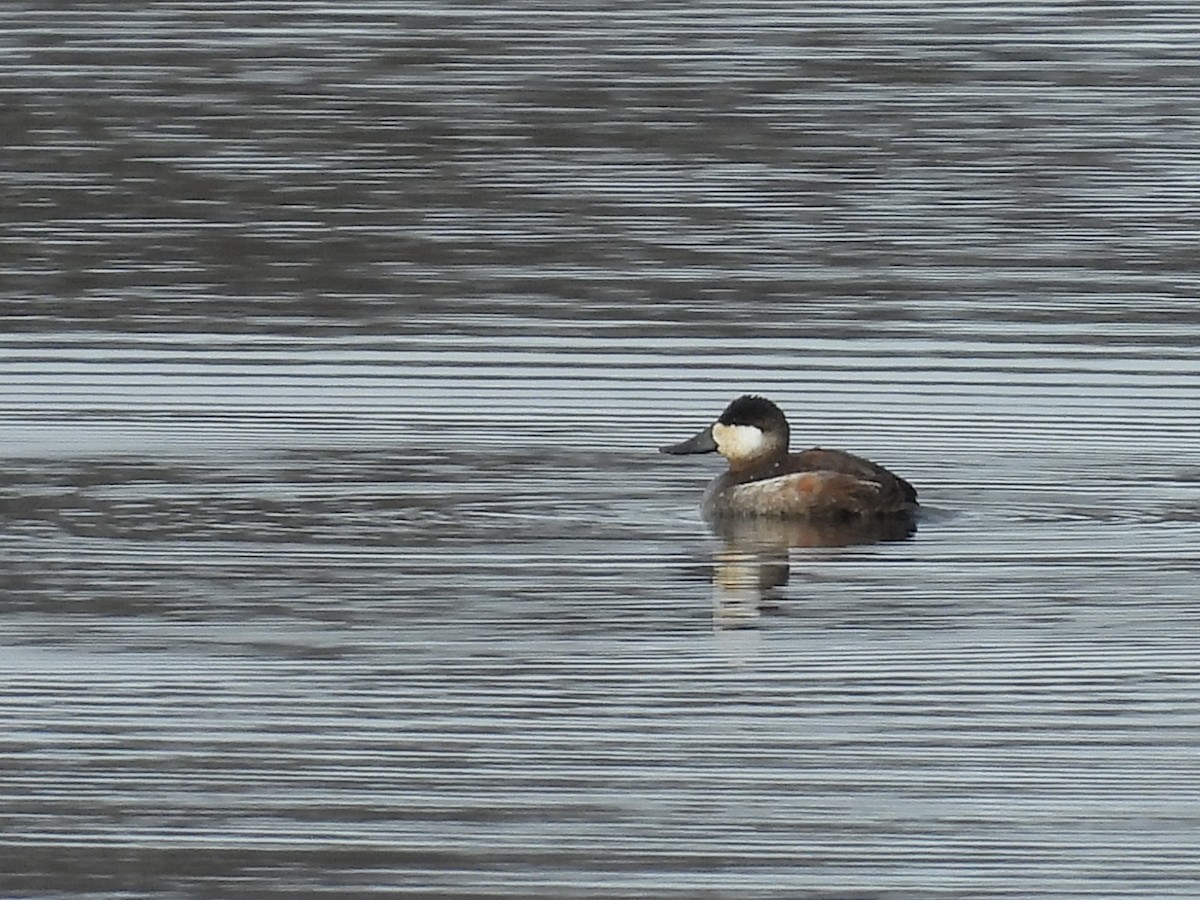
[3,2,1200,897]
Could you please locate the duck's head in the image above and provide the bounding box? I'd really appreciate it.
[660,395,790,468]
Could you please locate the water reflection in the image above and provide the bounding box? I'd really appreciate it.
[708,513,918,627]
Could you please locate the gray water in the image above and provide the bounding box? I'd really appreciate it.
[3,3,1200,898]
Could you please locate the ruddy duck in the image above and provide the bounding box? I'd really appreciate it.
[660,395,918,520]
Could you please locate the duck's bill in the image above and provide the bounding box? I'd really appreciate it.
[659,426,718,454]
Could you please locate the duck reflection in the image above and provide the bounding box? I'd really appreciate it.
[708,513,917,627]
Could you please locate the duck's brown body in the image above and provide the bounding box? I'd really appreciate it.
[703,446,917,519]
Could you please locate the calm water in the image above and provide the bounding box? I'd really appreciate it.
[3,3,1200,898]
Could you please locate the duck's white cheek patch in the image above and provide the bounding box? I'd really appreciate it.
[713,423,766,459]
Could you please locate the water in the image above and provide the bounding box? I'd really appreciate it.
[3,2,1200,897]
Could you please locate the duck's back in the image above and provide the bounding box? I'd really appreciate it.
[791,447,918,506]
[706,447,917,519]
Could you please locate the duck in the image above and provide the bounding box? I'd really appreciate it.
[660,395,918,520]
